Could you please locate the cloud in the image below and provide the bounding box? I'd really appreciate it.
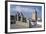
[12,6,35,12]
[10,5,42,17]
[15,6,22,12]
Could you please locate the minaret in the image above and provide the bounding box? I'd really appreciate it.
[17,12,21,21]
[20,12,24,22]
[32,8,37,22]
[16,12,19,21]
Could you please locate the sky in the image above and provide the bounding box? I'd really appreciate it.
[10,5,42,18]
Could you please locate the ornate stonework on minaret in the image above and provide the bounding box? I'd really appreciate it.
[20,12,23,22]
[15,12,20,21]
[17,12,19,21]
[32,8,37,22]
